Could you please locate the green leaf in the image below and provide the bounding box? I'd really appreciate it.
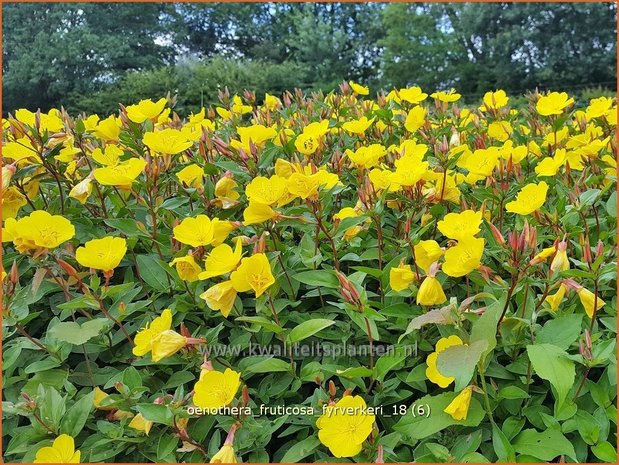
[498,385,530,400]
[136,254,172,291]
[48,319,110,345]
[470,298,502,365]
[279,436,320,463]
[537,314,583,350]
[135,404,173,426]
[287,319,335,343]
[236,316,284,334]
[103,219,150,237]
[513,428,576,461]
[579,188,601,208]
[335,367,374,379]
[60,390,95,436]
[526,344,575,409]
[374,346,408,382]
[436,340,487,391]
[492,423,516,461]
[393,392,485,439]
[592,441,617,462]
[157,434,178,460]
[244,358,291,374]
[606,191,617,217]
[292,270,339,288]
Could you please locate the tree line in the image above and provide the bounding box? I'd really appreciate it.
[2,2,616,115]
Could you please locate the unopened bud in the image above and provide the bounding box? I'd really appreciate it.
[595,240,604,258]
[376,445,384,464]
[242,386,250,406]
[489,223,505,245]
[10,260,19,284]
[328,380,337,398]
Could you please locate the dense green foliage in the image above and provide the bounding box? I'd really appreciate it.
[2,2,616,115]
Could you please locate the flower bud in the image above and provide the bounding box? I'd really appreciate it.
[328,380,337,398]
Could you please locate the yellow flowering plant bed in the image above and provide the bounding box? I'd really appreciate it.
[1,83,617,463]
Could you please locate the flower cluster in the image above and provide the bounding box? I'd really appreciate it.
[2,83,616,463]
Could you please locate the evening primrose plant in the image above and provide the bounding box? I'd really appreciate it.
[1,83,617,463]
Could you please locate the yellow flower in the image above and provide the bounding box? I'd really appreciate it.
[487,121,513,141]
[13,211,75,250]
[295,132,320,155]
[211,444,237,464]
[431,89,461,102]
[304,120,330,137]
[345,144,386,169]
[585,96,614,120]
[69,178,93,204]
[75,236,127,272]
[199,238,243,280]
[243,201,278,225]
[414,240,444,273]
[34,434,80,463]
[231,95,252,115]
[480,90,509,111]
[533,246,557,262]
[577,287,605,319]
[457,147,500,182]
[287,172,321,199]
[211,219,236,246]
[390,264,415,292]
[368,168,399,192]
[128,413,154,435]
[536,92,575,116]
[393,156,428,186]
[505,181,548,216]
[1,186,27,218]
[399,86,428,104]
[93,115,122,141]
[316,395,375,458]
[93,158,147,188]
[200,280,238,317]
[416,276,447,306]
[437,210,483,240]
[16,108,64,133]
[169,255,202,282]
[349,81,369,95]
[173,215,217,247]
[444,386,474,420]
[143,128,193,155]
[91,145,123,166]
[2,165,15,191]
[334,207,366,240]
[3,137,41,163]
[54,144,81,163]
[81,114,100,131]
[342,116,374,135]
[193,368,241,409]
[93,387,115,411]
[215,176,240,208]
[230,253,275,297]
[264,93,281,111]
[126,98,167,123]
[231,124,277,153]
[545,284,567,311]
[426,335,463,388]
[404,105,427,132]
[245,175,288,206]
[151,330,187,362]
[132,309,173,357]
[176,164,204,188]
[550,241,570,274]
[442,237,484,277]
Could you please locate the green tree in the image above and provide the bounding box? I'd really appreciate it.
[2,2,176,112]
